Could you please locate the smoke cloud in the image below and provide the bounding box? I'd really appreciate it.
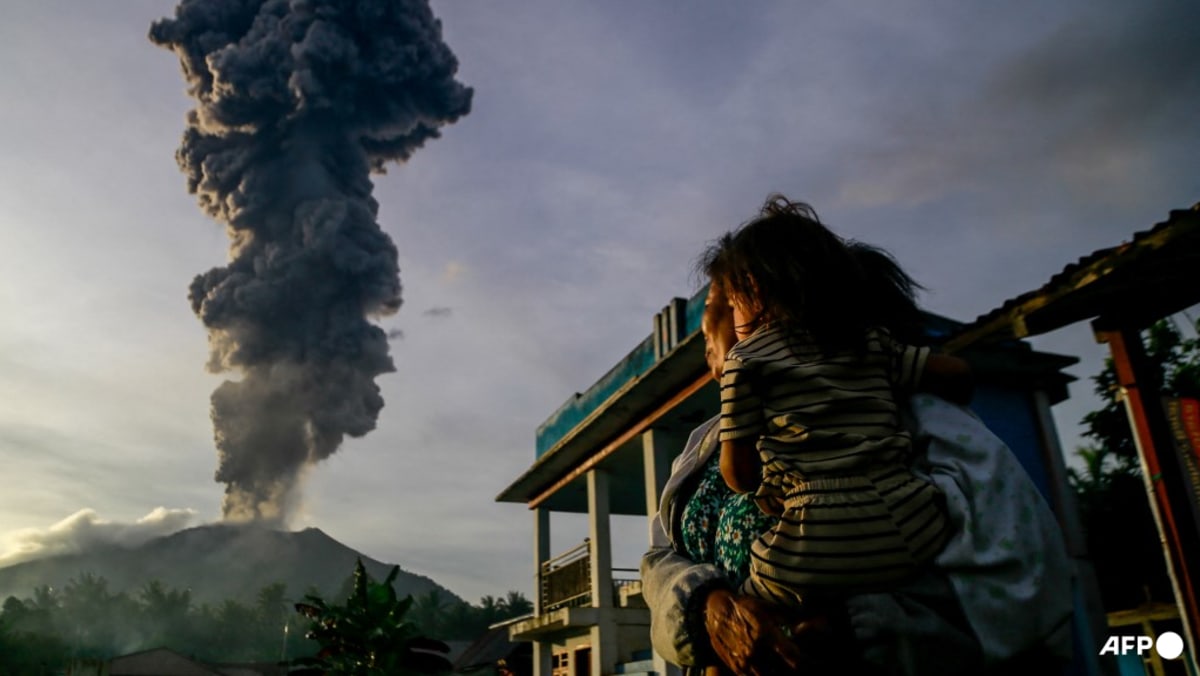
[0,508,199,567]
[149,0,472,525]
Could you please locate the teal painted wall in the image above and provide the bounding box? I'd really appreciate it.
[535,335,656,458]
[534,287,708,459]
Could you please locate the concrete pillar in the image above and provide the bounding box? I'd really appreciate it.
[642,427,682,536]
[588,469,614,609]
[534,507,551,614]
[532,507,552,676]
[589,623,620,676]
[532,641,553,676]
[588,468,617,676]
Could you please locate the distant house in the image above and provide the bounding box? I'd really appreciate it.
[67,648,221,675]
[454,624,532,675]
[497,286,1086,676]
[66,647,287,676]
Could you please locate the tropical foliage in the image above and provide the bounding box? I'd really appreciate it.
[0,562,533,675]
[1068,316,1200,609]
[294,558,452,675]
[0,576,311,672]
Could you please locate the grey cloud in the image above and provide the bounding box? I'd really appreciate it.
[0,508,199,567]
[422,307,452,318]
[835,1,1200,209]
[981,2,1200,201]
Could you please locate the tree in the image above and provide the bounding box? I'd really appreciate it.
[477,595,501,627]
[410,590,449,638]
[253,582,291,656]
[1069,316,1200,609]
[1,576,315,665]
[138,579,192,650]
[294,558,452,675]
[0,615,11,663]
[0,594,69,673]
[1079,318,1200,466]
[213,599,262,660]
[61,573,131,657]
[498,591,532,618]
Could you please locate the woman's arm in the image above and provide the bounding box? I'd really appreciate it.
[644,491,823,674]
[643,536,819,675]
[641,514,731,668]
[919,354,974,405]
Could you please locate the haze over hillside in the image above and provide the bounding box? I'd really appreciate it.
[0,524,459,605]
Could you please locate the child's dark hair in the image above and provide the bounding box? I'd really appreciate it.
[699,194,924,352]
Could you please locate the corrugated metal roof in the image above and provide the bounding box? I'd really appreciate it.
[945,203,1200,351]
[453,625,526,671]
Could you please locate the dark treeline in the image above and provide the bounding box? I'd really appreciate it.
[0,572,531,673]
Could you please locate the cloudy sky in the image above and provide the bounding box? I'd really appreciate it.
[1,0,1197,604]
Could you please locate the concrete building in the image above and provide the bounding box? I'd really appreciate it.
[497,286,1085,676]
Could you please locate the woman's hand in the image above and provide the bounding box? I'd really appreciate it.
[703,589,828,675]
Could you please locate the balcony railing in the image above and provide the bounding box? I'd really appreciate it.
[542,540,591,611]
[540,540,642,612]
[612,569,639,595]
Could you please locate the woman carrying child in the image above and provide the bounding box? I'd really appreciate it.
[643,194,1075,675]
[703,195,973,610]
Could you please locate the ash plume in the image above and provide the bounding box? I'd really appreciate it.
[149,0,472,525]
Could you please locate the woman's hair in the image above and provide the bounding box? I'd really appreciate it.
[846,240,926,346]
[699,194,924,352]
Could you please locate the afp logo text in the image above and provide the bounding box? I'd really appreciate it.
[1099,632,1184,660]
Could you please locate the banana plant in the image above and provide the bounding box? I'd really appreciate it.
[293,558,452,675]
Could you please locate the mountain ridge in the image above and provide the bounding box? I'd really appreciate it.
[0,523,461,606]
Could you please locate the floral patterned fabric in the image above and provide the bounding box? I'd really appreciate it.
[680,438,777,587]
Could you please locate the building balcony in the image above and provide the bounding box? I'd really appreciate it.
[540,539,643,612]
[509,539,647,642]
